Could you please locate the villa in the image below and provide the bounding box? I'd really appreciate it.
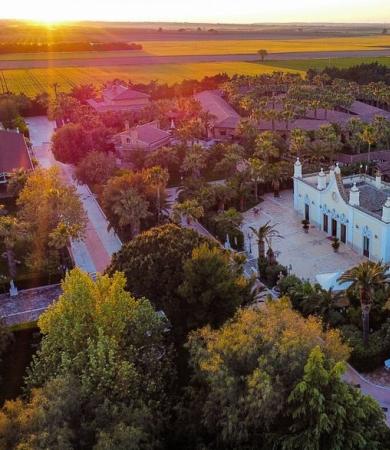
[195,90,241,140]
[88,83,150,113]
[0,129,33,185]
[293,158,390,262]
[113,120,171,159]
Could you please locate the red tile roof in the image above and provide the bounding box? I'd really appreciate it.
[0,130,32,174]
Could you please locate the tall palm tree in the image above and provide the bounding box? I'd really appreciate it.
[263,160,291,198]
[248,158,265,201]
[289,128,308,160]
[213,184,234,212]
[360,124,377,163]
[112,188,150,238]
[144,166,169,225]
[250,221,283,260]
[338,261,388,345]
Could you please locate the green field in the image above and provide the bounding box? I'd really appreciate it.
[0,62,303,96]
[261,56,390,71]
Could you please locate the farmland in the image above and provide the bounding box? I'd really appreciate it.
[0,62,303,96]
[261,56,390,72]
[1,35,390,61]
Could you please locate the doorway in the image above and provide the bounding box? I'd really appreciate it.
[331,219,337,237]
[305,204,310,222]
[340,224,347,244]
[363,236,370,258]
[323,214,328,233]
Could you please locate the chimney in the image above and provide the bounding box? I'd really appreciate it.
[294,158,302,179]
[124,120,130,132]
[376,170,382,189]
[317,168,327,190]
[349,182,360,206]
[382,197,390,223]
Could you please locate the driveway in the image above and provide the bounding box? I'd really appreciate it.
[242,190,364,281]
[27,116,122,274]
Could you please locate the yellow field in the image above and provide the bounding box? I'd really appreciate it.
[140,35,390,56]
[0,62,303,96]
[0,35,390,61]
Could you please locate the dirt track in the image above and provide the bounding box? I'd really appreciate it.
[0,49,389,70]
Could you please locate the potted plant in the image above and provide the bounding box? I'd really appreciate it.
[332,237,340,253]
[301,219,309,233]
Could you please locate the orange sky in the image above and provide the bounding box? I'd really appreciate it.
[2,0,390,24]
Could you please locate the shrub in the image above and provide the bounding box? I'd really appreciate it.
[341,324,389,372]
[278,274,302,296]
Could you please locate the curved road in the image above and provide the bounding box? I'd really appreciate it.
[0,49,389,70]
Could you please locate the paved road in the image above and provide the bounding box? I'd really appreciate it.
[1,49,390,70]
[27,116,122,274]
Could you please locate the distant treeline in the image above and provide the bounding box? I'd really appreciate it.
[0,41,143,54]
[308,62,390,85]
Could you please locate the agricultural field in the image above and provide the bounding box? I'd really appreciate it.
[261,56,390,72]
[0,35,390,61]
[0,62,303,96]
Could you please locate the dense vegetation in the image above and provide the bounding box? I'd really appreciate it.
[0,41,142,53]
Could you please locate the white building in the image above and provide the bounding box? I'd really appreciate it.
[293,158,390,262]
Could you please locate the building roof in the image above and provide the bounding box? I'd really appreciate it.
[0,129,32,174]
[116,121,171,146]
[345,101,390,121]
[103,84,150,102]
[195,90,241,129]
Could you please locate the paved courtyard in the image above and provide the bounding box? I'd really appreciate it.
[242,190,365,282]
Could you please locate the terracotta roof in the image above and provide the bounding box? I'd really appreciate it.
[0,130,32,173]
[103,85,150,102]
[195,90,241,129]
[116,122,170,146]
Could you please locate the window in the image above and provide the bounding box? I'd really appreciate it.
[220,130,227,136]
[323,214,328,233]
[341,224,347,243]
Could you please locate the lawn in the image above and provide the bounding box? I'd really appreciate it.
[1,35,390,60]
[0,62,303,96]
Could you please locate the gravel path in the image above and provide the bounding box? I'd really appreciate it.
[0,49,389,70]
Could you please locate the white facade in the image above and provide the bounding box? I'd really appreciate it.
[293,159,390,262]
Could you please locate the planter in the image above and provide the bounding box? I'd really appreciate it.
[332,238,340,253]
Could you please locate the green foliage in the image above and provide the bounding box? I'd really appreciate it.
[107,224,211,313]
[10,268,174,449]
[282,346,390,450]
[182,299,351,449]
[177,243,253,333]
[265,263,288,287]
[74,150,117,186]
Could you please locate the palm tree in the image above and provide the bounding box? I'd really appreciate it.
[213,184,234,212]
[338,261,388,345]
[289,128,309,160]
[250,220,283,260]
[248,157,265,201]
[144,166,169,225]
[112,188,150,238]
[0,216,26,279]
[360,124,377,163]
[172,199,204,225]
[263,160,291,197]
[182,144,207,178]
